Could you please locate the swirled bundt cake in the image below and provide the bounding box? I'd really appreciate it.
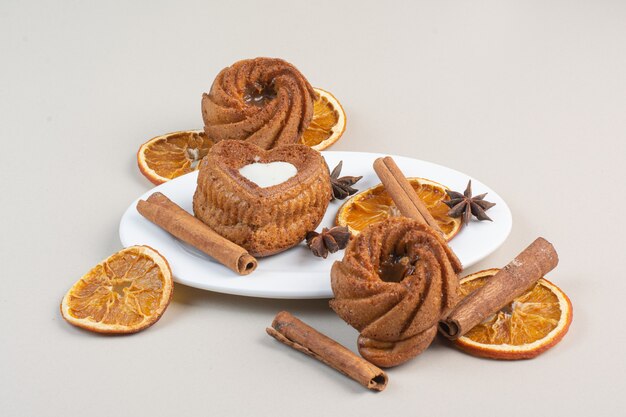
[201,57,318,150]
[193,140,331,257]
[330,217,463,367]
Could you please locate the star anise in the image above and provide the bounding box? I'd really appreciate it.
[444,180,496,226]
[305,226,351,258]
[330,161,362,200]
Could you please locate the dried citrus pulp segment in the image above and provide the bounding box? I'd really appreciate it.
[336,178,462,240]
[300,88,346,151]
[137,130,213,185]
[455,268,572,359]
[61,246,173,334]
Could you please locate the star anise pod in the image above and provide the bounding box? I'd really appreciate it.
[305,226,351,258]
[330,161,362,200]
[444,180,496,226]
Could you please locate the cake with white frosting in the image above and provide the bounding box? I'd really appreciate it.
[193,140,331,257]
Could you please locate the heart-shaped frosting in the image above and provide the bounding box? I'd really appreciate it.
[193,140,332,257]
[238,161,297,188]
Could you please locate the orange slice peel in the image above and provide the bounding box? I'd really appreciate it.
[454,268,573,359]
[301,87,346,151]
[335,177,462,240]
[61,245,174,334]
[137,130,213,185]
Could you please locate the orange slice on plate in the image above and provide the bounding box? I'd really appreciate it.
[454,268,573,359]
[138,130,213,185]
[300,87,346,151]
[336,178,462,240]
[61,246,173,334]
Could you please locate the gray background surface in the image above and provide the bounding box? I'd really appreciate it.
[2,1,625,416]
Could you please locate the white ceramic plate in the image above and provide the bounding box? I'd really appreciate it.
[119,151,512,299]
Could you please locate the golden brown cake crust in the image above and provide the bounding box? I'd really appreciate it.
[193,140,331,257]
[330,217,462,367]
[202,57,317,150]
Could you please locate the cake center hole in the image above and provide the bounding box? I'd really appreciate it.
[244,82,277,106]
[378,253,418,283]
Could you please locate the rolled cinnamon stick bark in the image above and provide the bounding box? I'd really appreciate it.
[267,311,388,392]
[439,237,558,339]
[373,156,443,235]
[137,192,257,275]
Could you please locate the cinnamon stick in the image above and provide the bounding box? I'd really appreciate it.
[136,192,257,275]
[266,311,388,392]
[373,156,443,235]
[439,237,558,339]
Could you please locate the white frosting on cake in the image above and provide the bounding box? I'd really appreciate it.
[238,161,298,188]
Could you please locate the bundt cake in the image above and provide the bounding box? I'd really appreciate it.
[201,57,317,150]
[330,217,463,367]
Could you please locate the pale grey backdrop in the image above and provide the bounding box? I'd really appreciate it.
[1,1,624,416]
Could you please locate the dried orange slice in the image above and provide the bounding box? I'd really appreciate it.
[300,88,346,151]
[336,178,462,240]
[138,130,213,185]
[61,246,173,334]
[454,268,573,359]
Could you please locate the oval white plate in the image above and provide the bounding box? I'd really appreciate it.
[120,151,512,299]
